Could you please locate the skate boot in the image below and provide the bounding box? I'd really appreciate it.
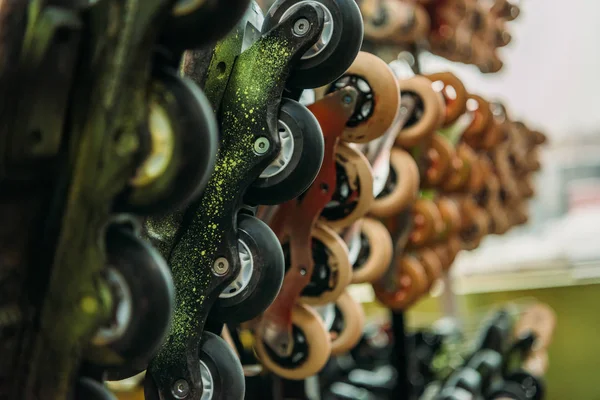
[0,0,236,398]
[143,0,364,397]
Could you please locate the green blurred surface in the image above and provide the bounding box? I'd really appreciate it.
[408,284,600,400]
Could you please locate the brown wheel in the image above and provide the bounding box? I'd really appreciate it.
[514,303,557,350]
[437,197,461,237]
[464,95,492,143]
[320,143,374,229]
[317,52,400,143]
[351,218,393,284]
[410,198,444,247]
[415,247,443,290]
[300,223,352,306]
[255,304,331,380]
[425,72,468,127]
[390,2,431,43]
[463,145,485,192]
[442,151,471,193]
[370,148,420,218]
[330,291,365,355]
[460,199,489,250]
[395,76,445,148]
[432,242,451,271]
[480,120,506,150]
[362,0,414,41]
[518,175,535,199]
[424,134,454,187]
[373,256,428,310]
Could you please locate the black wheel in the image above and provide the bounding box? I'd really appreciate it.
[161,0,252,50]
[97,225,174,375]
[120,67,218,215]
[245,98,324,205]
[215,214,284,323]
[143,333,244,400]
[505,371,546,400]
[263,0,364,89]
[74,377,117,400]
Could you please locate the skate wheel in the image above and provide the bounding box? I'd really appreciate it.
[216,215,284,323]
[370,148,420,218]
[410,198,444,247]
[460,199,489,250]
[442,152,471,192]
[264,0,363,89]
[320,143,374,229]
[514,303,556,351]
[163,0,251,50]
[459,144,484,192]
[437,197,461,237]
[373,256,428,310]
[98,225,174,375]
[415,248,443,290]
[362,0,413,41]
[425,72,467,127]
[246,98,324,205]
[318,52,399,143]
[464,95,492,142]
[519,176,535,199]
[424,134,454,187]
[300,224,352,305]
[123,68,218,215]
[351,218,393,284]
[396,76,445,148]
[74,377,117,400]
[330,291,365,355]
[255,304,331,380]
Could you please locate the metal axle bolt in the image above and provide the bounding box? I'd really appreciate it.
[293,18,310,36]
[172,379,190,399]
[254,137,270,154]
[213,257,230,276]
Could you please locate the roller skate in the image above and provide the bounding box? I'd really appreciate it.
[141,0,364,397]
[371,68,450,310]
[0,0,237,398]
[252,50,399,380]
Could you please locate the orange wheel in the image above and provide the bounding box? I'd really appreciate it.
[514,303,557,350]
[361,0,403,41]
[301,224,352,306]
[464,95,492,143]
[437,197,461,237]
[390,3,431,43]
[425,72,468,126]
[318,52,399,143]
[330,291,365,355]
[424,134,454,187]
[255,304,331,380]
[373,256,428,310]
[442,153,471,193]
[410,198,444,247]
[396,76,445,148]
[320,143,374,229]
[415,247,443,290]
[370,148,420,218]
[352,218,393,284]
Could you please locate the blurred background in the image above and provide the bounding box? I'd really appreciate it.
[403,2,600,398]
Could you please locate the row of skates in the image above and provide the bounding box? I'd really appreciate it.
[0,0,542,399]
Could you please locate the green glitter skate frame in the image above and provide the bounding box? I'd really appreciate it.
[0,1,176,399]
[147,5,325,399]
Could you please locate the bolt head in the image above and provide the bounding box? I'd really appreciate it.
[213,257,230,276]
